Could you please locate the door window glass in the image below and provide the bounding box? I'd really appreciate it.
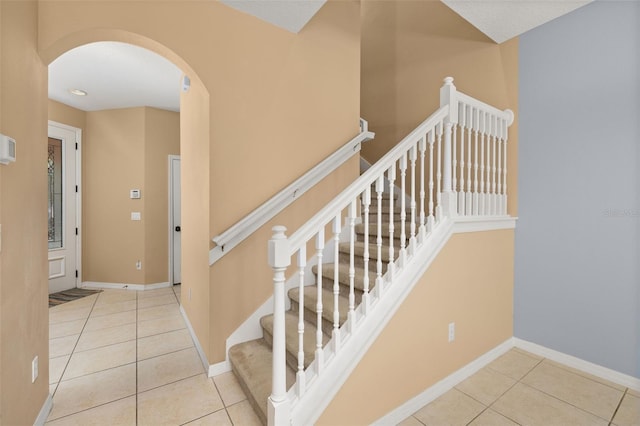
[48,137,63,249]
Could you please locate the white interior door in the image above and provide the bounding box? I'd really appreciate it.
[48,123,80,294]
[170,156,181,284]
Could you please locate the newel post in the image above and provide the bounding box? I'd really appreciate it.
[440,76,459,217]
[267,226,291,426]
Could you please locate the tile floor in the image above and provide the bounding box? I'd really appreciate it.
[48,288,640,426]
[399,348,640,426]
[47,286,261,425]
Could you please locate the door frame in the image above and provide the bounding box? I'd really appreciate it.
[168,154,180,286]
[48,120,82,288]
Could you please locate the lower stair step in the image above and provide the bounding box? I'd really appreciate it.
[289,286,349,336]
[260,312,328,371]
[228,339,295,425]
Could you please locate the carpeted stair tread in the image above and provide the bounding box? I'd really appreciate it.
[288,286,349,328]
[313,262,370,291]
[260,312,328,370]
[355,221,414,239]
[338,241,389,261]
[228,339,295,425]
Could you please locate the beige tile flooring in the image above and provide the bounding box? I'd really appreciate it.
[400,348,640,426]
[47,286,260,426]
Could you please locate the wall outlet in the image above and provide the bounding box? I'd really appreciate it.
[448,322,455,343]
[31,356,38,383]
[136,261,142,270]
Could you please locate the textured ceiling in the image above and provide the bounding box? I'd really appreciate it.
[442,0,593,43]
[220,0,325,33]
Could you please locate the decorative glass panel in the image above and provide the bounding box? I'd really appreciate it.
[48,138,63,249]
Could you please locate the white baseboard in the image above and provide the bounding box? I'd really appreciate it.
[34,393,53,426]
[209,360,232,377]
[372,338,513,426]
[179,305,212,376]
[81,281,170,291]
[513,338,640,391]
[453,216,517,233]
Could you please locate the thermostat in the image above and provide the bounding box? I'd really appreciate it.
[0,134,16,165]
[130,189,141,199]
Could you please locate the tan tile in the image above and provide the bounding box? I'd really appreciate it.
[93,290,136,305]
[137,293,177,309]
[544,359,626,391]
[492,383,608,426]
[412,388,485,426]
[137,328,194,361]
[137,287,175,299]
[468,408,518,426]
[213,371,247,406]
[46,396,136,426]
[612,393,640,426]
[521,360,624,420]
[137,374,224,425]
[456,367,516,405]
[50,355,70,385]
[628,388,640,398]
[226,400,263,426]
[90,299,136,318]
[137,347,204,392]
[50,319,85,339]
[137,303,180,322]
[49,306,92,324]
[137,313,186,338]
[512,346,544,360]
[487,349,541,380]
[75,323,136,352]
[184,409,232,426]
[49,294,98,312]
[47,364,136,420]
[62,341,136,380]
[50,383,57,395]
[49,334,80,358]
[396,415,424,426]
[84,310,136,332]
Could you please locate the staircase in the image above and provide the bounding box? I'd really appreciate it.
[225,77,514,425]
[229,189,403,424]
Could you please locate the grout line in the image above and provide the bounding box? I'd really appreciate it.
[137,344,196,363]
[137,371,204,396]
[135,290,139,426]
[608,389,627,424]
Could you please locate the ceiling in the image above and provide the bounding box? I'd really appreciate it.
[48,0,593,113]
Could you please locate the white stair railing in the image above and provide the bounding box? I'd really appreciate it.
[267,77,514,426]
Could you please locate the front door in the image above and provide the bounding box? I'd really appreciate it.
[48,122,80,294]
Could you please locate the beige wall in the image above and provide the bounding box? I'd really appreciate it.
[318,229,515,424]
[83,107,179,285]
[0,0,49,423]
[360,0,519,215]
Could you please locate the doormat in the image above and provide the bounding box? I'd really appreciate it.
[49,288,102,308]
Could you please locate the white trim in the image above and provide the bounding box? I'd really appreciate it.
[209,360,232,377]
[453,216,517,233]
[47,255,66,279]
[179,305,214,376]
[80,281,170,291]
[209,125,374,265]
[168,155,180,285]
[513,338,640,391]
[372,338,513,426]
[34,393,53,426]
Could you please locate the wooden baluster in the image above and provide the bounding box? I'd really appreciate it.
[466,106,473,215]
[419,136,427,241]
[479,111,486,215]
[331,216,341,351]
[375,176,384,297]
[452,115,458,207]
[399,152,407,267]
[267,226,291,425]
[458,103,465,214]
[485,114,492,216]
[348,201,357,332]
[503,118,509,215]
[428,129,436,232]
[473,108,480,216]
[387,165,396,281]
[491,115,497,216]
[409,145,417,254]
[435,122,443,221]
[314,229,324,373]
[362,187,371,313]
[296,246,306,397]
[496,117,503,215]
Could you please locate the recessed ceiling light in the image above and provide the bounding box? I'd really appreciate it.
[68,89,88,96]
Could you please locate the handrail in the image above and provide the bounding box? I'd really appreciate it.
[209,120,374,265]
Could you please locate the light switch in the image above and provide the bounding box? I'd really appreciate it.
[131,212,141,221]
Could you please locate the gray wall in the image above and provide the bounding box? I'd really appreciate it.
[516,0,639,377]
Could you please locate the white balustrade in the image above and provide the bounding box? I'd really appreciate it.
[266,77,513,426]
